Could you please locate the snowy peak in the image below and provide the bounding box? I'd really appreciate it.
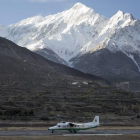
[114,10,134,20]
[62,3,104,25]
[72,3,88,9]
[97,10,140,55]
[98,10,136,42]
[71,3,92,12]
[114,10,124,18]
[108,10,135,28]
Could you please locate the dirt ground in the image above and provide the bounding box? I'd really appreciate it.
[0,135,140,140]
[0,126,140,131]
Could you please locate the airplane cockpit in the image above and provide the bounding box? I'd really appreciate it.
[56,124,60,127]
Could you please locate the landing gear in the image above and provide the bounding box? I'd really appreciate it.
[69,130,77,133]
[51,130,54,133]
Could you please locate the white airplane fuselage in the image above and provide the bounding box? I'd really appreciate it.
[48,116,99,133]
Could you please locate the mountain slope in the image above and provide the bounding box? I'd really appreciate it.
[71,11,140,82]
[1,38,140,123]
[0,37,63,86]
[0,37,108,87]
[71,49,140,82]
[0,3,140,82]
[34,48,67,65]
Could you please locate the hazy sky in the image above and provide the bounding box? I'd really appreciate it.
[0,0,140,25]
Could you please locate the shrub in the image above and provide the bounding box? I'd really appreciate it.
[40,116,49,121]
[77,94,81,98]
[50,111,54,116]
[88,89,93,94]
[36,93,40,97]
[137,115,140,118]
[17,94,24,100]
[29,109,34,116]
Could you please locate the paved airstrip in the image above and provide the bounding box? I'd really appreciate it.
[0,130,139,136]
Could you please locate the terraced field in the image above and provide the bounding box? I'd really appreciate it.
[0,81,140,124]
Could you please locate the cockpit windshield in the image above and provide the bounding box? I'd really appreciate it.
[57,125,60,127]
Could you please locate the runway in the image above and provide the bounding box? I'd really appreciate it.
[0,130,139,136]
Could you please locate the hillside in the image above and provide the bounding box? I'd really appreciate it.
[0,37,108,85]
[0,37,139,123]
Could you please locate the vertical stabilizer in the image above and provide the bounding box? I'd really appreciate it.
[93,116,99,126]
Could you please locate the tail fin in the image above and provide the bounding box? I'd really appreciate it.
[93,116,99,126]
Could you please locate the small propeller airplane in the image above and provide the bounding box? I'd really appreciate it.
[48,116,99,133]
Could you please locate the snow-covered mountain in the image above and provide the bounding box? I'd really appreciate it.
[0,3,140,82]
[70,9,140,81]
[0,3,108,62]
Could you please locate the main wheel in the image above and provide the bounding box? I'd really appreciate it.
[74,131,77,133]
[52,130,54,133]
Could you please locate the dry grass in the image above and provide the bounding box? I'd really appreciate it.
[0,135,140,140]
[0,127,49,131]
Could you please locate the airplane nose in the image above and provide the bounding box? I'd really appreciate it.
[48,128,50,130]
